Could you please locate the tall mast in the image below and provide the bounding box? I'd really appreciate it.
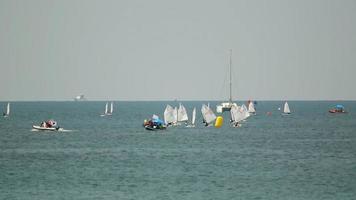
[229,49,232,103]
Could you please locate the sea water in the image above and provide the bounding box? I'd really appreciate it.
[0,101,355,200]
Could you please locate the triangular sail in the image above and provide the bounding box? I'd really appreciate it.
[177,103,189,122]
[284,102,291,113]
[6,103,10,115]
[164,105,175,124]
[231,105,244,123]
[104,103,108,114]
[240,104,250,120]
[201,104,217,124]
[173,107,178,123]
[110,102,113,114]
[248,102,256,113]
[192,107,196,125]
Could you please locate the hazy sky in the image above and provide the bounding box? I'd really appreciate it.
[1,0,355,101]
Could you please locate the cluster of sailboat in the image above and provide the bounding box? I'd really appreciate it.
[144,101,260,130]
[1,100,349,132]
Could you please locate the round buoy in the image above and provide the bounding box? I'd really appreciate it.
[215,116,223,128]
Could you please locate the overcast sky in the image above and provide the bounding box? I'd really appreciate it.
[1,0,355,101]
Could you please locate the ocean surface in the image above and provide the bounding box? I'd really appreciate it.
[0,101,355,200]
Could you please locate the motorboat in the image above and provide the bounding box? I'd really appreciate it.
[32,120,63,131]
[329,105,347,113]
[144,115,166,131]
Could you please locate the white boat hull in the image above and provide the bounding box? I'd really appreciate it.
[32,125,62,131]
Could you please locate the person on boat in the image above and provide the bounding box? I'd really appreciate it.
[46,121,52,128]
[232,121,241,127]
[203,120,209,127]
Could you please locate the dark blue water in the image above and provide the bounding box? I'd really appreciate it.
[0,101,355,199]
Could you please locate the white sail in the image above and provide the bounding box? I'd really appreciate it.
[177,103,189,122]
[192,107,196,125]
[110,102,113,114]
[173,107,178,123]
[164,105,176,124]
[6,103,10,115]
[231,105,245,123]
[284,102,291,114]
[201,104,217,124]
[104,102,108,114]
[248,102,256,113]
[240,104,250,120]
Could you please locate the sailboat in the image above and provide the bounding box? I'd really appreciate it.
[282,102,291,115]
[100,102,113,116]
[186,107,196,127]
[217,49,238,113]
[164,104,176,125]
[201,104,217,126]
[3,103,10,117]
[177,103,189,124]
[230,105,244,127]
[248,101,256,114]
[240,104,251,120]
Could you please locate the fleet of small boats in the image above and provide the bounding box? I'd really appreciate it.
[0,100,350,132]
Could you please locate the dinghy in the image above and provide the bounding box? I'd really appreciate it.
[201,104,217,126]
[3,103,10,117]
[248,101,256,114]
[32,120,63,131]
[282,102,291,115]
[144,115,166,131]
[164,105,176,126]
[100,102,113,116]
[177,103,189,124]
[329,105,347,113]
[230,105,244,127]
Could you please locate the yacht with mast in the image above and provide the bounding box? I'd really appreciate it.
[216,49,237,113]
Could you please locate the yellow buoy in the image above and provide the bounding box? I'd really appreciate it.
[215,116,223,128]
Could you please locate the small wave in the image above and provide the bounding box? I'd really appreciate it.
[58,129,74,132]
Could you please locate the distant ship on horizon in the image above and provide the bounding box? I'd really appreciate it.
[74,94,86,101]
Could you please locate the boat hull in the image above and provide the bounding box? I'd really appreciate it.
[329,109,347,114]
[144,125,166,131]
[32,125,61,131]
